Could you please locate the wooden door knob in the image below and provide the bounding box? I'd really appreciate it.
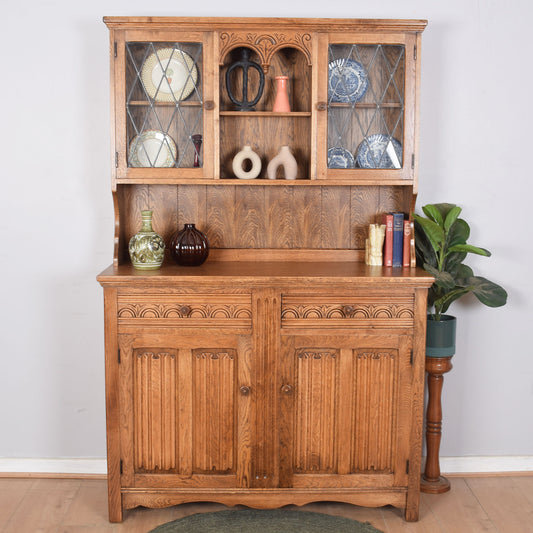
[316,101,327,111]
[203,100,215,110]
[281,384,292,394]
[342,305,355,316]
[180,305,191,316]
[240,386,251,396]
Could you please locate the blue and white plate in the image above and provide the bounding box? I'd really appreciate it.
[328,58,368,103]
[327,147,355,169]
[356,134,402,169]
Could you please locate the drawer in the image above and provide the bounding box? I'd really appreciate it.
[281,293,414,329]
[117,293,252,327]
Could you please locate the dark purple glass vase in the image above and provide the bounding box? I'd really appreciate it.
[170,223,209,266]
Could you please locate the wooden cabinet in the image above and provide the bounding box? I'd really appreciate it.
[98,17,432,522]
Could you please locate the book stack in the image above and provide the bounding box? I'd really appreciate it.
[381,213,416,268]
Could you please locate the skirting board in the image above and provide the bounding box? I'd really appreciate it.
[0,456,532,477]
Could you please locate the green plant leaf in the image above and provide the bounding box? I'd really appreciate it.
[414,219,437,268]
[424,263,455,289]
[447,218,470,247]
[444,206,462,232]
[422,205,444,227]
[434,287,472,315]
[448,244,491,257]
[413,215,444,253]
[468,276,508,307]
[432,203,458,221]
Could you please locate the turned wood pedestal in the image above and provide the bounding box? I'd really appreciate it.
[420,355,453,494]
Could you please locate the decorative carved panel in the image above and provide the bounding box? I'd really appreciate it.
[293,348,338,473]
[192,348,236,473]
[281,296,414,329]
[133,349,178,473]
[117,295,252,327]
[219,31,312,70]
[351,349,398,473]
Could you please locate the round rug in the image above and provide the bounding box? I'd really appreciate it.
[149,509,384,533]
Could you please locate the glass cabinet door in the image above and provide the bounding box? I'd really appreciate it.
[323,40,411,178]
[118,38,208,176]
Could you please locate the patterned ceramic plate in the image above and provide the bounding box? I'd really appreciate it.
[356,134,402,169]
[328,58,368,103]
[327,147,355,169]
[141,48,198,102]
[129,130,177,167]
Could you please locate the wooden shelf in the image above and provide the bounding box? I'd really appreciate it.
[115,176,414,186]
[329,102,403,109]
[127,100,202,107]
[219,111,312,117]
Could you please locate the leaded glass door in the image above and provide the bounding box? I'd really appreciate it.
[114,32,214,179]
[318,35,417,181]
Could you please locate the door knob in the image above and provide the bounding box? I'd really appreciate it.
[281,384,292,394]
[240,385,251,396]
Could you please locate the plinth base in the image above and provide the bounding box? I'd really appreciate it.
[420,475,450,494]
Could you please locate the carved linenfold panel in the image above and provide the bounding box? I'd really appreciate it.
[297,349,336,360]
[356,351,395,360]
[134,349,178,473]
[351,349,398,473]
[118,301,252,321]
[194,350,235,360]
[192,348,236,474]
[219,31,312,69]
[293,348,339,473]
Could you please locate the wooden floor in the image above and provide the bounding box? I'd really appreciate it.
[1,476,532,532]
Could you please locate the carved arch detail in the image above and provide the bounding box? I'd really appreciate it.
[219,31,312,71]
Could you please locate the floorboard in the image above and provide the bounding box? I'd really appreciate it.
[1,476,532,532]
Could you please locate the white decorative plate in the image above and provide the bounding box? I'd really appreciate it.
[328,58,368,103]
[129,130,177,167]
[141,48,198,102]
[356,134,402,169]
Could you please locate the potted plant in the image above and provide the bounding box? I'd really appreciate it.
[413,203,507,357]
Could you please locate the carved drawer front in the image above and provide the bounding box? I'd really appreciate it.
[281,293,414,329]
[117,294,252,327]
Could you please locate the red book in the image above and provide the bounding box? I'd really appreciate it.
[382,214,393,267]
[403,220,412,267]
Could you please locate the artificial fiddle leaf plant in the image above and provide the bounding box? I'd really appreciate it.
[413,203,507,320]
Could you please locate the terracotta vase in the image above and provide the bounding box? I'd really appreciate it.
[267,145,298,180]
[170,223,209,266]
[128,210,165,270]
[272,76,290,112]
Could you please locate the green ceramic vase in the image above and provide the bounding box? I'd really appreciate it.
[128,210,165,270]
[426,315,456,358]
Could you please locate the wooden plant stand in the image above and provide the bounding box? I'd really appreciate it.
[420,355,453,494]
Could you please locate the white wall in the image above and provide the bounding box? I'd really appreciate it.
[1,0,531,465]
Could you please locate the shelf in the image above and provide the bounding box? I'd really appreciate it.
[219,111,312,117]
[329,102,402,109]
[127,100,202,107]
[115,176,414,186]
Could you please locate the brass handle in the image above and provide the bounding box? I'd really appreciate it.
[281,384,292,394]
[316,101,327,111]
[180,305,191,317]
[240,386,251,396]
[203,100,215,110]
[342,305,355,317]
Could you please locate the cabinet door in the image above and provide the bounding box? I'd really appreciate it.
[317,32,419,182]
[112,30,215,180]
[279,333,413,489]
[118,330,252,489]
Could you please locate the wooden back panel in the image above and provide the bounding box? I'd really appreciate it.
[116,184,412,264]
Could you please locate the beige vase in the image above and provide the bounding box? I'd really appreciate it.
[266,145,297,180]
[232,145,262,179]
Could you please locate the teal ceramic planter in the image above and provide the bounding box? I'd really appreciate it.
[426,315,456,358]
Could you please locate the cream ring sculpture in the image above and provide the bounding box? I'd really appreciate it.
[232,145,262,179]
